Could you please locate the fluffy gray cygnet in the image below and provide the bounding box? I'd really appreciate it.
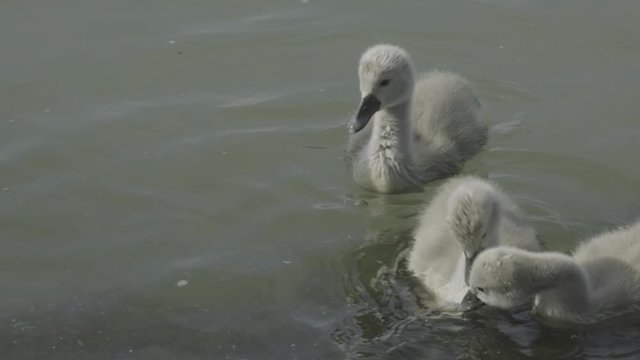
[347,44,487,193]
[408,176,541,308]
[469,220,640,324]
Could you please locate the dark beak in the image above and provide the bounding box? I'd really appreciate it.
[349,94,381,133]
[461,251,484,311]
[461,290,484,311]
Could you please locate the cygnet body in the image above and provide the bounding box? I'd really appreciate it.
[347,44,487,193]
[408,176,541,307]
[469,221,640,324]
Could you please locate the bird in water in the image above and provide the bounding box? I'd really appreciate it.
[408,176,542,309]
[346,44,488,193]
[469,220,640,324]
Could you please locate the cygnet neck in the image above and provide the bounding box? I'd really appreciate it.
[370,100,412,161]
[531,255,591,320]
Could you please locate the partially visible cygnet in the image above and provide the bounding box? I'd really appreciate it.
[408,176,541,308]
[347,44,487,193]
[469,220,640,324]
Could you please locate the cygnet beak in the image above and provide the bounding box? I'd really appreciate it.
[350,94,381,133]
[460,290,484,311]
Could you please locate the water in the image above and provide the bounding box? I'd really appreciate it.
[2,0,640,359]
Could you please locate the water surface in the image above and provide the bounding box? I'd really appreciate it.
[2,0,640,359]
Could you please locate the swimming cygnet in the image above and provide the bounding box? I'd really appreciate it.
[408,176,542,307]
[346,44,488,193]
[469,220,640,324]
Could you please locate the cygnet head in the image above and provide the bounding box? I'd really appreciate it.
[446,182,501,284]
[350,44,415,133]
[468,247,535,309]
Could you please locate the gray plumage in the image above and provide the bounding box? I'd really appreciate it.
[469,220,640,324]
[347,44,487,193]
[408,176,541,307]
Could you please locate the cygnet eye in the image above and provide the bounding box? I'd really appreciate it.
[481,231,488,239]
[476,287,485,293]
[379,79,390,87]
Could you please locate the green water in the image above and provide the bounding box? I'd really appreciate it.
[2,0,640,359]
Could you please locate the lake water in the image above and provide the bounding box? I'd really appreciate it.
[2,0,640,359]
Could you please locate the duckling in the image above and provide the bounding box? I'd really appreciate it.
[408,176,541,307]
[469,220,640,324]
[347,44,487,193]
